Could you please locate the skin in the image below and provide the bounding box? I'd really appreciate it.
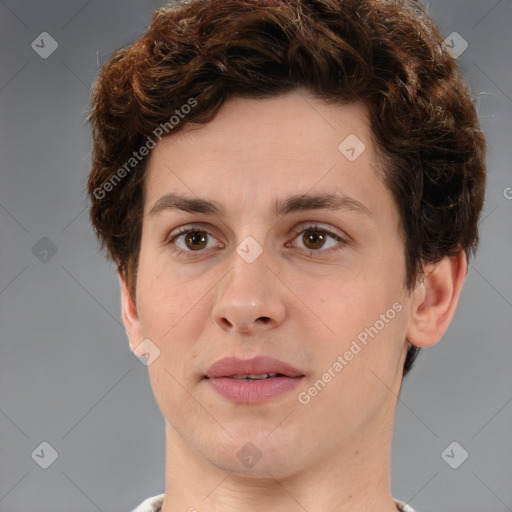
[120,90,467,512]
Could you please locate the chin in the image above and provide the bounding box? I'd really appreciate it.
[210,450,302,480]
[202,425,308,479]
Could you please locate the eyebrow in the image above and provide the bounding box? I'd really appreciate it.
[148,191,372,218]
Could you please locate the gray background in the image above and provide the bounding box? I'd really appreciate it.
[0,1,510,511]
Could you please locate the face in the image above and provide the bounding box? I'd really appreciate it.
[124,91,415,477]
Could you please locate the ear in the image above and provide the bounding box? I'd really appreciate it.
[118,272,143,353]
[406,251,468,348]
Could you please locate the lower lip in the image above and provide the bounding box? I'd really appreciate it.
[206,376,304,404]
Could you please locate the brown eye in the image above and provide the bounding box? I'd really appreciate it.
[288,223,347,255]
[168,225,223,259]
[184,230,209,250]
[302,229,327,250]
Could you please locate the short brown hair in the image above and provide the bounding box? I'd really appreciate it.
[87,0,486,377]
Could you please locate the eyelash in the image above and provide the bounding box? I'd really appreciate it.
[166,223,349,260]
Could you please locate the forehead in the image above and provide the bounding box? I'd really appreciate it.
[142,92,392,221]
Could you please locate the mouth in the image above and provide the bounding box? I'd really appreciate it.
[204,355,304,379]
[228,372,288,381]
[204,356,305,403]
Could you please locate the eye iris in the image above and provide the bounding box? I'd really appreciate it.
[185,231,208,250]
[303,230,325,249]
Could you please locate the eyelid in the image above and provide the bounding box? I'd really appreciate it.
[288,221,347,241]
[165,221,350,258]
[165,223,223,260]
[286,222,350,252]
[165,222,220,243]
[166,222,346,243]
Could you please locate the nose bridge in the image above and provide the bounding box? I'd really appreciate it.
[211,237,286,333]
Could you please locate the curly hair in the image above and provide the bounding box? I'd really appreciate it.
[87,0,486,377]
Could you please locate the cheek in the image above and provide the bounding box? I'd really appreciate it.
[292,251,410,396]
[138,279,210,357]
[139,270,209,413]
[295,274,409,424]
[134,266,207,403]
[293,263,403,337]
[136,240,204,332]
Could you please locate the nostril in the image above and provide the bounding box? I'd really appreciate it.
[220,318,233,328]
[257,316,271,324]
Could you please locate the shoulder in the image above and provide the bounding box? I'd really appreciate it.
[394,498,418,512]
[131,493,165,512]
[132,494,416,512]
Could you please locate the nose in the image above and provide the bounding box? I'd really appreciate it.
[211,247,286,335]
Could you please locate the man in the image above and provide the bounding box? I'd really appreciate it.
[87,0,486,511]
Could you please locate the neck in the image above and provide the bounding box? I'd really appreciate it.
[160,401,400,512]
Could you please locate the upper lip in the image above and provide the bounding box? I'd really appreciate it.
[205,356,304,379]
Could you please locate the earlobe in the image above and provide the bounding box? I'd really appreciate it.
[406,251,468,348]
[118,272,143,352]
